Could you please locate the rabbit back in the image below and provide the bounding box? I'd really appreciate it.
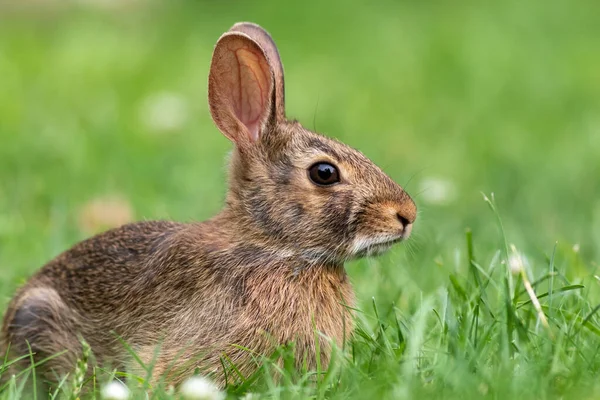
[1,221,184,378]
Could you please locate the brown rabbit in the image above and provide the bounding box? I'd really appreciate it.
[1,22,416,389]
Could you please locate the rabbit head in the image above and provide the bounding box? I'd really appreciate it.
[209,22,417,264]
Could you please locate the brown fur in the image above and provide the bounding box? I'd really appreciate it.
[1,22,416,389]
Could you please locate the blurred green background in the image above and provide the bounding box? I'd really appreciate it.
[1,0,599,311]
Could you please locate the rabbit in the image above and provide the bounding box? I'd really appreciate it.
[1,22,417,390]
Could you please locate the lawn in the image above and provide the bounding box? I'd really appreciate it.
[1,0,600,398]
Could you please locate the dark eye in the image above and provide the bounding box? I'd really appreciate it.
[308,162,340,186]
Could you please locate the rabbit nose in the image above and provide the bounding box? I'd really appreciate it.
[396,213,411,229]
[396,211,415,238]
[395,199,417,233]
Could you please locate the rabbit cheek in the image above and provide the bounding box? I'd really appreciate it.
[245,182,309,244]
[318,191,355,238]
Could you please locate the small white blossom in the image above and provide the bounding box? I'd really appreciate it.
[180,376,225,400]
[508,247,530,275]
[418,177,456,205]
[508,254,523,275]
[101,380,130,400]
[573,243,580,253]
[139,91,189,133]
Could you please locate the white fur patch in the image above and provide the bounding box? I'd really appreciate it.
[272,248,296,258]
[350,234,401,255]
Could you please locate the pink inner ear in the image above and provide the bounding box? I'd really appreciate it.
[230,47,271,141]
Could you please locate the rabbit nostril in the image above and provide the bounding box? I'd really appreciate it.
[396,213,410,229]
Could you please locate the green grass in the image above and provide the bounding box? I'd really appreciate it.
[1,0,600,398]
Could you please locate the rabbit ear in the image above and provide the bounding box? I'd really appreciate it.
[228,22,285,122]
[208,28,281,146]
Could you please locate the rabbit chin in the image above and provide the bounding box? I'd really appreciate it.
[349,234,404,259]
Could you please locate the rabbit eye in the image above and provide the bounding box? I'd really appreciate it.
[308,162,340,186]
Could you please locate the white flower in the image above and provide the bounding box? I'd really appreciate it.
[508,247,529,275]
[139,91,189,133]
[101,380,130,400]
[508,254,522,275]
[417,177,456,205]
[180,376,224,400]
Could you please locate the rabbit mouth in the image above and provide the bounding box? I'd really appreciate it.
[350,234,404,258]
